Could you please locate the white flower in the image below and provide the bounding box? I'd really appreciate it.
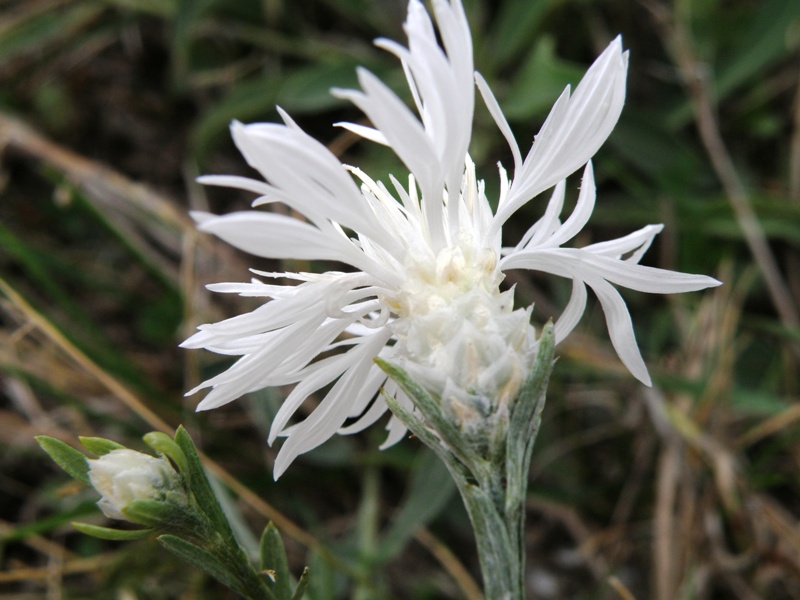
[183,0,720,477]
[88,449,180,520]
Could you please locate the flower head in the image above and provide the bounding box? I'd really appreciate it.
[183,0,720,477]
[88,449,182,520]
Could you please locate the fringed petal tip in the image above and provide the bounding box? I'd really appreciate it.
[194,390,237,412]
[189,210,214,225]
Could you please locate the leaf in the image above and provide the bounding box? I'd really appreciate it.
[36,436,90,485]
[718,0,800,96]
[209,472,260,559]
[190,61,360,160]
[668,0,800,128]
[0,4,104,67]
[483,0,562,70]
[158,534,253,597]
[190,75,280,160]
[122,499,199,532]
[260,522,291,599]
[374,359,478,470]
[99,0,179,17]
[72,521,154,541]
[500,36,587,122]
[506,322,555,504]
[379,450,456,561]
[291,567,310,600]
[78,436,125,457]
[608,114,702,187]
[173,426,236,542]
[143,431,190,475]
[274,62,359,113]
[305,552,338,600]
[171,0,219,89]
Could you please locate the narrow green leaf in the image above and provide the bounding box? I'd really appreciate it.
[718,0,800,100]
[189,60,361,160]
[374,359,477,468]
[78,436,125,457]
[305,552,338,600]
[173,426,236,542]
[483,0,561,70]
[99,0,179,17]
[171,0,218,89]
[668,0,800,129]
[0,4,104,67]
[72,521,154,541]
[378,390,449,464]
[190,76,280,160]
[209,472,260,559]
[275,62,358,113]
[158,534,254,598]
[501,36,586,122]
[122,499,193,530]
[260,522,291,599]
[291,567,310,600]
[143,431,190,475]
[36,436,90,485]
[506,322,555,509]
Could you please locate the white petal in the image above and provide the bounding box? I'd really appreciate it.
[204,281,281,296]
[492,37,628,234]
[272,331,391,478]
[502,248,722,294]
[268,353,356,444]
[230,121,389,244]
[334,70,439,202]
[563,250,723,294]
[334,122,389,145]
[338,394,389,435]
[554,279,588,344]
[584,224,663,260]
[475,72,522,175]
[520,180,566,250]
[584,275,651,386]
[546,162,596,248]
[197,175,278,198]
[197,211,352,262]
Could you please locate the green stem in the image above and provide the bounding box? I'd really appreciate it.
[377,322,555,600]
[450,468,524,600]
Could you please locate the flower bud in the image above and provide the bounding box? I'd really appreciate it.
[87,449,181,520]
[394,285,536,435]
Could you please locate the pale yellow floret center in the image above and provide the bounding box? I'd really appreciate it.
[387,242,502,318]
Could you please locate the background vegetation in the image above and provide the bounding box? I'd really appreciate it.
[1,0,799,598]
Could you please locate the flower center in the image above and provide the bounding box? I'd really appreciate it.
[388,243,502,318]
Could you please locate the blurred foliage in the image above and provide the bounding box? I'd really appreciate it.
[1,0,800,599]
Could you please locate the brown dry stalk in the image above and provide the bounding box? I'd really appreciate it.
[0,556,112,584]
[653,438,681,600]
[415,528,484,600]
[736,400,800,447]
[0,112,190,285]
[641,1,800,340]
[608,575,638,600]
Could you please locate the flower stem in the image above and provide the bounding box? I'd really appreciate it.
[378,322,555,600]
